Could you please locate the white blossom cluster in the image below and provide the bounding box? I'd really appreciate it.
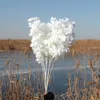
[28,17,75,63]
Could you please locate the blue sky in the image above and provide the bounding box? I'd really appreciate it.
[0,0,100,39]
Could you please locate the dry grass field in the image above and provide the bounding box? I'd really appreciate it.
[0,50,99,100]
[71,40,100,55]
[0,39,31,52]
[0,39,100,55]
[0,39,100,100]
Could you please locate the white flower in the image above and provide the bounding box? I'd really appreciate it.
[28,17,75,63]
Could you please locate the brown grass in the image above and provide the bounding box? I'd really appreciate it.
[71,39,100,55]
[0,54,99,100]
[1,39,100,55]
[0,39,31,52]
[65,55,100,100]
[0,39,100,100]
